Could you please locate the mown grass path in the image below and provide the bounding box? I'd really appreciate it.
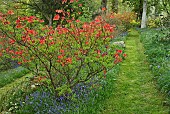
[101,30,170,114]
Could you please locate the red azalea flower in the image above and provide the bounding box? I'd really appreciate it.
[58,55,63,59]
[60,49,64,53]
[8,10,14,15]
[16,19,20,24]
[123,53,127,57]
[53,14,60,20]
[66,57,72,64]
[9,39,15,44]
[102,7,106,11]
[16,23,23,28]
[39,39,45,44]
[70,0,74,3]
[85,41,89,45]
[18,62,22,65]
[78,4,82,7]
[39,20,44,23]
[3,21,10,25]
[62,0,67,4]
[76,20,80,23]
[116,49,122,54]
[56,10,63,13]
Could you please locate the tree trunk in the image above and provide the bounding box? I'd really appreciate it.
[112,0,118,13]
[101,0,107,9]
[49,14,53,26]
[135,0,143,21]
[141,0,147,28]
[101,0,107,14]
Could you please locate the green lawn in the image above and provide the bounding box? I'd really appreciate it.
[0,67,29,88]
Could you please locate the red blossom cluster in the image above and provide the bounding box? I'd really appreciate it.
[114,50,127,64]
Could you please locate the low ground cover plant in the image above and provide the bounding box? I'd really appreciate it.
[140,28,170,97]
[2,64,121,113]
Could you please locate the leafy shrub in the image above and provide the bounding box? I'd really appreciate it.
[161,15,170,28]
[147,18,161,28]
[130,19,140,27]
[0,8,125,96]
[105,12,137,34]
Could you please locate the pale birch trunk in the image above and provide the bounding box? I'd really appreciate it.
[141,0,147,28]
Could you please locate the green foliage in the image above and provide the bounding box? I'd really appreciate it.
[122,0,143,20]
[78,0,100,22]
[147,17,161,28]
[139,28,170,95]
[56,84,72,97]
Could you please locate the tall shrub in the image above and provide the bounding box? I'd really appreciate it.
[0,8,125,96]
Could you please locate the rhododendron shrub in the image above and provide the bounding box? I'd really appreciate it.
[105,12,137,32]
[0,10,125,96]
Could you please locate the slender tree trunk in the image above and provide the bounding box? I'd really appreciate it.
[136,0,143,21]
[49,14,53,26]
[101,0,107,9]
[101,0,107,14]
[141,0,147,28]
[111,0,118,13]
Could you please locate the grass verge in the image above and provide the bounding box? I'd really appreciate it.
[0,67,29,88]
[139,28,170,97]
[0,73,33,112]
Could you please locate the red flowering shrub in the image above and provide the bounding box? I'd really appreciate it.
[0,9,125,96]
[105,12,137,32]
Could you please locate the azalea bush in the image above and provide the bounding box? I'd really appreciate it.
[0,8,126,96]
[8,0,95,26]
[105,12,137,33]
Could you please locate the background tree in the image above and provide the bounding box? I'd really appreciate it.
[162,0,170,15]
[141,0,147,28]
[111,0,118,13]
[122,0,143,20]
[11,0,87,26]
[101,0,107,14]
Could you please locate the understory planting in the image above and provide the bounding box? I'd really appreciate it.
[140,28,170,98]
